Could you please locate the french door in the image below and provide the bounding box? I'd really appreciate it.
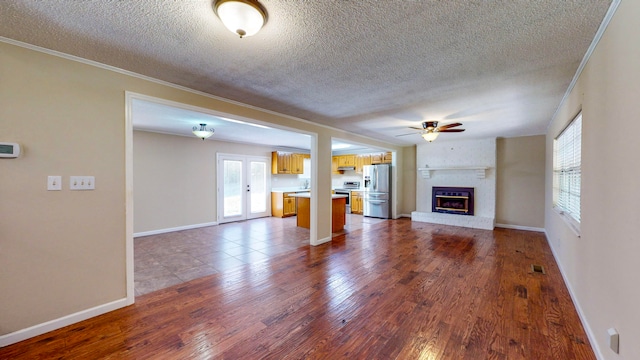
[217,154,271,223]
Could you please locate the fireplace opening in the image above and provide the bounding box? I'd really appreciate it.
[432,187,474,216]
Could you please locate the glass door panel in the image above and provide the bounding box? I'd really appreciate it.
[249,161,267,217]
[218,154,270,223]
[223,159,243,218]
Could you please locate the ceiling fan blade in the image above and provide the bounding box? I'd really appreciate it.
[395,132,419,137]
[437,122,463,131]
[408,126,423,130]
[439,129,465,132]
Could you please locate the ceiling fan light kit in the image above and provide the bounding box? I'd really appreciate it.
[214,0,267,38]
[422,131,439,142]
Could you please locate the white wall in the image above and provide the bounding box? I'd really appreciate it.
[413,138,496,229]
[544,1,640,358]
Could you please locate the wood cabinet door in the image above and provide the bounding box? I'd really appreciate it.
[279,152,292,174]
[355,155,371,173]
[351,191,362,214]
[332,156,341,174]
[283,196,296,215]
[383,152,392,164]
[291,154,304,174]
[371,153,383,164]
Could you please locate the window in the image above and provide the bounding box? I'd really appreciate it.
[553,112,582,224]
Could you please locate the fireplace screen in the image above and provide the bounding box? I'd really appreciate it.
[432,187,474,216]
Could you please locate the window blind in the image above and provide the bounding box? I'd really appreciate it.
[553,113,582,223]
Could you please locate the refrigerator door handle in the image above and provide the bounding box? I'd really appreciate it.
[373,166,377,190]
[367,200,386,204]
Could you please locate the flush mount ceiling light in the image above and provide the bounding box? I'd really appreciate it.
[192,123,215,140]
[421,131,439,142]
[214,0,267,38]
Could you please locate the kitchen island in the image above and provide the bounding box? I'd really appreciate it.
[289,193,348,232]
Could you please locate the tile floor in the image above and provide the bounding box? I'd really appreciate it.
[134,214,386,296]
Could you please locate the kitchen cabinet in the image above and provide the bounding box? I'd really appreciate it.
[355,154,371,174]
[337,155,356,167]
[383,152,392,164]
[272,151,306,174]
[271,191,298,217]
[290,153,304,174]
[370,153,383,164]
[351,191,364,214]
[332,156,341,174]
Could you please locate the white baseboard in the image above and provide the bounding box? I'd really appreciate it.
[0,298,129,348]
[311,236,332,246]
[134,222,218,238]
[398,213,412,218]
[543,230,603,359]
[495,223,545,232]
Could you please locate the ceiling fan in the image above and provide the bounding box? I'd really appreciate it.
[399,121,465,142]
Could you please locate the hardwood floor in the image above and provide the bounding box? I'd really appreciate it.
[134,215,386,295]
[0,218,595,359]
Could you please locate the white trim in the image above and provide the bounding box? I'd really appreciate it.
[417,167,489,179]
[0,298,128,348]
[134,222,219,238]
[311,236,332,246]
[125,92,135,306]
[399,213,412,218]
[543,230,604,360]
[495,223,544,232]
[547,0,621,132]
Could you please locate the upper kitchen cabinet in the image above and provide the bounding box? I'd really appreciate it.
[370,153,383,164]
[272,151,308,174]
[332,156,341,174]
[370,152,392,165]
[383,151,392,164]
[355,154,372,174]
[337,155,355,167]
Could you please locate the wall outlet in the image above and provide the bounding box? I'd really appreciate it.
[47,176,62,191]
[70,176,95,190]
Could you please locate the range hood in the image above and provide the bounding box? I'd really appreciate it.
[337,166,355,171]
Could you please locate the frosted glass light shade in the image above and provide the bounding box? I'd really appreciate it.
[193,124,215,140]
[215,0,266,38]
[422,131,439,142]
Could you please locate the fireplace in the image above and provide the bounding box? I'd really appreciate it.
[432,187,474,216]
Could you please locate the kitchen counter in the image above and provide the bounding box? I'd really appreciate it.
[271,187,311,193]
[288,193,347,232]
[289,193,347,199]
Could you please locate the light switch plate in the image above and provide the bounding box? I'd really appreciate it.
[608,328,619,354]
[47,176,62,191]
[70,176,95,190]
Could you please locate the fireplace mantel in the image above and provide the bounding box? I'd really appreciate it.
[417,167,489,179]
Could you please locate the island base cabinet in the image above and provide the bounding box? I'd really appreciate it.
[295,196,345,232]
[271,192,297,218]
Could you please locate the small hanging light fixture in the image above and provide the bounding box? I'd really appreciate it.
[422,131,439,142]
[214,0,267,38]
[192,123,215,140]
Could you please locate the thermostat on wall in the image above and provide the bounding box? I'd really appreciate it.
[0,142,21,158]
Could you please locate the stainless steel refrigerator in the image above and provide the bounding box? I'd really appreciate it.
[363,164,392,219]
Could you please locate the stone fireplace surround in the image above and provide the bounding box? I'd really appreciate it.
[411,138,496,230]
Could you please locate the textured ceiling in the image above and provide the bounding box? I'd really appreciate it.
[0,0,613,146]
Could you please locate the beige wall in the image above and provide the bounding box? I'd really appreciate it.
[400,145,416,215]
[0,40,410,339]
[0,43,128,334]
[496,135,545,228]
[133,131,278,233]
[544,1,640,358]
